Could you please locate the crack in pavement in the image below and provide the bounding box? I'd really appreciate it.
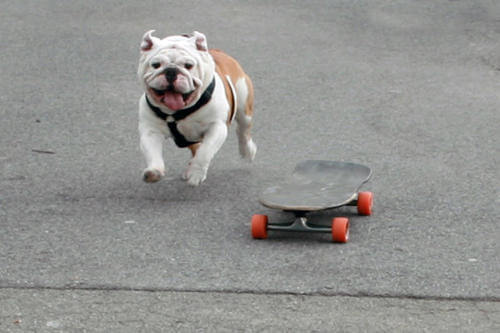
[1,284,499,303]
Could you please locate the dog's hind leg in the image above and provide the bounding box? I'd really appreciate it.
[235,76,257,162]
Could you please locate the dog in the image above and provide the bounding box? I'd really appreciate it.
[137,30,256,186]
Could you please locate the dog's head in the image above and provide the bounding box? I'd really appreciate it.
[138,30,214,111]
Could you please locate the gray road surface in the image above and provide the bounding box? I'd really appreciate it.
[1,0,499,331]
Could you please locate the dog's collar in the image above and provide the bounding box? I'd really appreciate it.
[145,77,216,122]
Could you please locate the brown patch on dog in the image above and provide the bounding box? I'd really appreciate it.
[209,49,253,123]
[188,143,200,157]
[244,75,254,117]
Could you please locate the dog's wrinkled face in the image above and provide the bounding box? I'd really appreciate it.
[138,31,214,111]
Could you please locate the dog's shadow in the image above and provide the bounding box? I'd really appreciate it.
[131,167,257,205]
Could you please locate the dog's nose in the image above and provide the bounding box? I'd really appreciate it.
[164,66,178,83]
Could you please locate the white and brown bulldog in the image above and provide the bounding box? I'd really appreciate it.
[137,30,256,186]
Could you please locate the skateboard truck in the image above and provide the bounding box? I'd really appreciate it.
[251,160,373,243]
[261,212,350,241]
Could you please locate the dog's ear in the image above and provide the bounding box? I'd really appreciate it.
[192,31,208,52]
[140,30,159,52]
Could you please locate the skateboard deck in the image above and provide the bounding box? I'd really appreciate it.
[259,160,371,211]
[252,160,373,243]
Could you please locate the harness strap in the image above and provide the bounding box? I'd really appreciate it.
[145,78,216,148]
[225,75,238,124]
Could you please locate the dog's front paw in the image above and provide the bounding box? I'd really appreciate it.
[143,168,164,183]
[184,163,207,186]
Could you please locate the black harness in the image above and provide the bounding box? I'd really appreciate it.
[145,78,216,148]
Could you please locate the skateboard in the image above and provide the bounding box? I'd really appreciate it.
[251,160,373,243]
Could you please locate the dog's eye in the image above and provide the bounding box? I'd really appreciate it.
[184,63,194,70]
[151,62,161,69]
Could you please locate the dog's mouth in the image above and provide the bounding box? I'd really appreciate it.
[150,86,195,111]
[152,87,192,101]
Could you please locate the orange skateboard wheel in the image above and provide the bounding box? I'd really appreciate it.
[251,214,268,239]
[357,191,373,216]
[331,217,349,243]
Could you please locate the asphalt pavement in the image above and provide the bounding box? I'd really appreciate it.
[1,0,499,331]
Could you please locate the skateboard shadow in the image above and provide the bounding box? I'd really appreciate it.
[277,207,359,226]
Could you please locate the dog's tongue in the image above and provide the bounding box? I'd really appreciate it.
[163,92,185,111]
